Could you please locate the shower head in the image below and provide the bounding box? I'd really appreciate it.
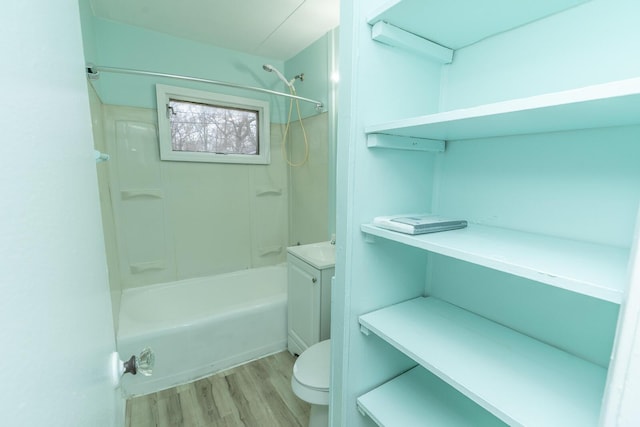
[262,64,293,88]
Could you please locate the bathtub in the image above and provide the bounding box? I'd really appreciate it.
[117,264,287,397]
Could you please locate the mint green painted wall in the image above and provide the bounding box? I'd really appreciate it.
[77,0,97,63]
[77,0,104,94]
[3,0,119,423]
[441,0,640,110]
[88,17,290,122]
[425,0,640,367]
[285,31,332,119]
[430,256,620,367]
[435,128,640,248]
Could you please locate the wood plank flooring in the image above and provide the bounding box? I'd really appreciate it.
[126,351,310,427]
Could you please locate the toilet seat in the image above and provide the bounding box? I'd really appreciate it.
[292,340,330,405]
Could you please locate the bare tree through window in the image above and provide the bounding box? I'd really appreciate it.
[168,99,259,155]
[156,85,270,164]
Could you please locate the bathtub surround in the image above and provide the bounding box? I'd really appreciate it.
[91,97,332,293]
[93,103,289,290]
[89,85,123,330]
[285,29,339,242]
[287,113,331,246]
[125,351,309,426]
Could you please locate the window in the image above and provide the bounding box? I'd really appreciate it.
[156,84,270,164]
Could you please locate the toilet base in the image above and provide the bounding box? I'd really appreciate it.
[308,403,328,427]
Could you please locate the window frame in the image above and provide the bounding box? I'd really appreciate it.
[155,84,270,164]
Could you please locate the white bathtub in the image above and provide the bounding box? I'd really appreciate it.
[117,264,287,397]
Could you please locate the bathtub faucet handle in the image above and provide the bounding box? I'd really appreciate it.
[122,347,155,377]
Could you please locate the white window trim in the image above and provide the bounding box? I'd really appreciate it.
[155,84,270,164]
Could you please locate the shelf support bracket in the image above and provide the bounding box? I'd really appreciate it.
[363,232,376,244]
[356,402,367,417]
[360,324,371,336]
[371,21,454,64]
[367,133,445,152]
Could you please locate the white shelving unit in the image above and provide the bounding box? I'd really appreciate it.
[359,297,607,427]
[361,223,628,304]
[357,366,506,427]
[335,0,640,426]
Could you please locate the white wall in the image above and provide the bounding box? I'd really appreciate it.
[441,0,640,110]
[427,0,640,369]
[0,0,119,425]
[334,1,640,425]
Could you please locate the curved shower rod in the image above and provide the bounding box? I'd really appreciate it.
[85,64,324,111]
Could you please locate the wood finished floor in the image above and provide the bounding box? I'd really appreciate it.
[126,351,310,427]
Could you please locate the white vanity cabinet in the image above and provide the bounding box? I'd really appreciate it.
[287,243,335,356]
[333,0,640,426]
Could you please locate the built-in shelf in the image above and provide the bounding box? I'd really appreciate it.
[367,0,589,50]
[361,223,627,304]
[357,366,506,427]
[365,78,640,143]
[359,297,607,427]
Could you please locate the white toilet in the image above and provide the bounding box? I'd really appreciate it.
[291,339,330,427]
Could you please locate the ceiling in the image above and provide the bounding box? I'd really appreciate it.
[89,0,340,61]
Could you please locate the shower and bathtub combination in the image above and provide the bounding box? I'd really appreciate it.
[92,63,331,397]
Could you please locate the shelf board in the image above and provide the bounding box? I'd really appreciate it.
[359,297,607,427]
[367,0,589,50]
[361,223,627,304]
[365,78,640,142]
[357,366,506,427]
